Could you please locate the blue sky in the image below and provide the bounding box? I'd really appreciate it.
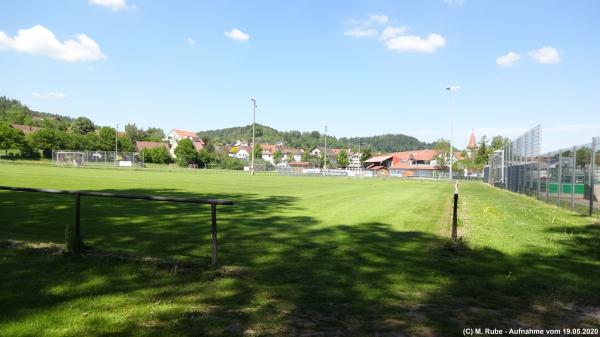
[1,0,599,151]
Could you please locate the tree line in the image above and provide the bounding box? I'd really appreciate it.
[198,123,430,153]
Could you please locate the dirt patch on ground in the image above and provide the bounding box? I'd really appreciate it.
[0,239,222,273]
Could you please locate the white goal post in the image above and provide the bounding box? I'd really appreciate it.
[54,151,86,167]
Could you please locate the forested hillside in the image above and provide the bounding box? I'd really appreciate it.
[0,96,72,130]
[198,124,431,153]
[1,96,432,155]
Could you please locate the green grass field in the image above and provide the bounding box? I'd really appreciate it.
[1,162,599,336]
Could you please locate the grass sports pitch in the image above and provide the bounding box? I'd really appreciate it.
[1,162,599,336]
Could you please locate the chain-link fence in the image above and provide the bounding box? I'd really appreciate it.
[485,128,599,217]
[52,150,143,167]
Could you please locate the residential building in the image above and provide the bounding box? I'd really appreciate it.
[348,152,363,169]
[260,143,278,164]
[308,146,343,165]
[364,149,451,178]
[232,146,251,160]
[166,129,205,158]
[364,155,395,175]
[282,148,303,163]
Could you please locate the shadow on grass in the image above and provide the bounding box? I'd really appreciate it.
[1,189,599,336]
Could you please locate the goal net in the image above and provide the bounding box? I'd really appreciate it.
[54,151,86,167]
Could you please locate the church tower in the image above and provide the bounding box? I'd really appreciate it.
[467,130,477,158]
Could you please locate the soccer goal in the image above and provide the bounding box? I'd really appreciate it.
[54,151,86,167]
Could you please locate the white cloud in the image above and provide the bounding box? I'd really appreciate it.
[89,0,130,11]
[529,46,561,64]
[0,25,105,62]
[345,15,445,53]
[443,0,465,6]
[344,27,378,38]
[186,38,195,46]
[379,26,409,41]
[496,52,520,67]
[32,92,67,99]
[344,14,388,38]
[224,28,250,42]
[384,33,446,53]
[367,14,389,25]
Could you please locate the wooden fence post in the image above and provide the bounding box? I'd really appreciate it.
[211,203,218,265]
[452,182,458,242]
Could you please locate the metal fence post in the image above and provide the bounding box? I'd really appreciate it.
[558,151,563,207]
[546,155,550,203]
[571,146,576,211]
[211,202,218,265]
[537,157,541,199]
[452,182,458,242]
[591,138,597,216]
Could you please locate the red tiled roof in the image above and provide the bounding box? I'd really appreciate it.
[387,151,412,161]
[410,149,437,161]
[364,155,393,163]
[289,161,310,167]
[390,163,442,170]
[193,141,204,151]
[260,143,278,154]
[135,141,168,151]
[282,148,303,155]
[10,124,42,134]
[368,165,387,170]
[173,129,202,141]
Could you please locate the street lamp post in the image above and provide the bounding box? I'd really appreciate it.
[324,125,328,171]
[250,98,257,175]
[115,123,118,166]
[445,85,460,180]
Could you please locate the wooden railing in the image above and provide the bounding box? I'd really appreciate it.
[0,186,234,265]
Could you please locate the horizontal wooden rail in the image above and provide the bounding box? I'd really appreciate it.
[0,186,233,205]
[0,185,234,265]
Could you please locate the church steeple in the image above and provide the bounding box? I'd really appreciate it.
[467,130,477,150]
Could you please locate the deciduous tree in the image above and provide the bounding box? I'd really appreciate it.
[71,117,95,135]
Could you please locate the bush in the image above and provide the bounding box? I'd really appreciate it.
[174,139,198,167]
[220,157,245,170]
[141,146,172,164]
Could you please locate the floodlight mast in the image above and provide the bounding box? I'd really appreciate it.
[250,98,257,175]
[445,86,460,180]
[324,125,328,171]
[115,123,118,166]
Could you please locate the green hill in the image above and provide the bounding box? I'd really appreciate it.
[197,124,431,153]
[0,96,72,130]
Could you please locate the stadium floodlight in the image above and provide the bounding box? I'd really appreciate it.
[445,85,460,180]
[324,125,328,171]
[250,98,257,175]
[115,123,118,166]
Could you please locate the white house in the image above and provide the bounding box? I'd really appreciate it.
[233,140,249,147]
[282,148,303,163]
[260,144,278,164]
[166,129,205,158]
[348,152,363,169]
[309,147,322,157]
[232,146,251,160]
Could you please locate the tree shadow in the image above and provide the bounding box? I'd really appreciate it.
[1,189,599,336]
